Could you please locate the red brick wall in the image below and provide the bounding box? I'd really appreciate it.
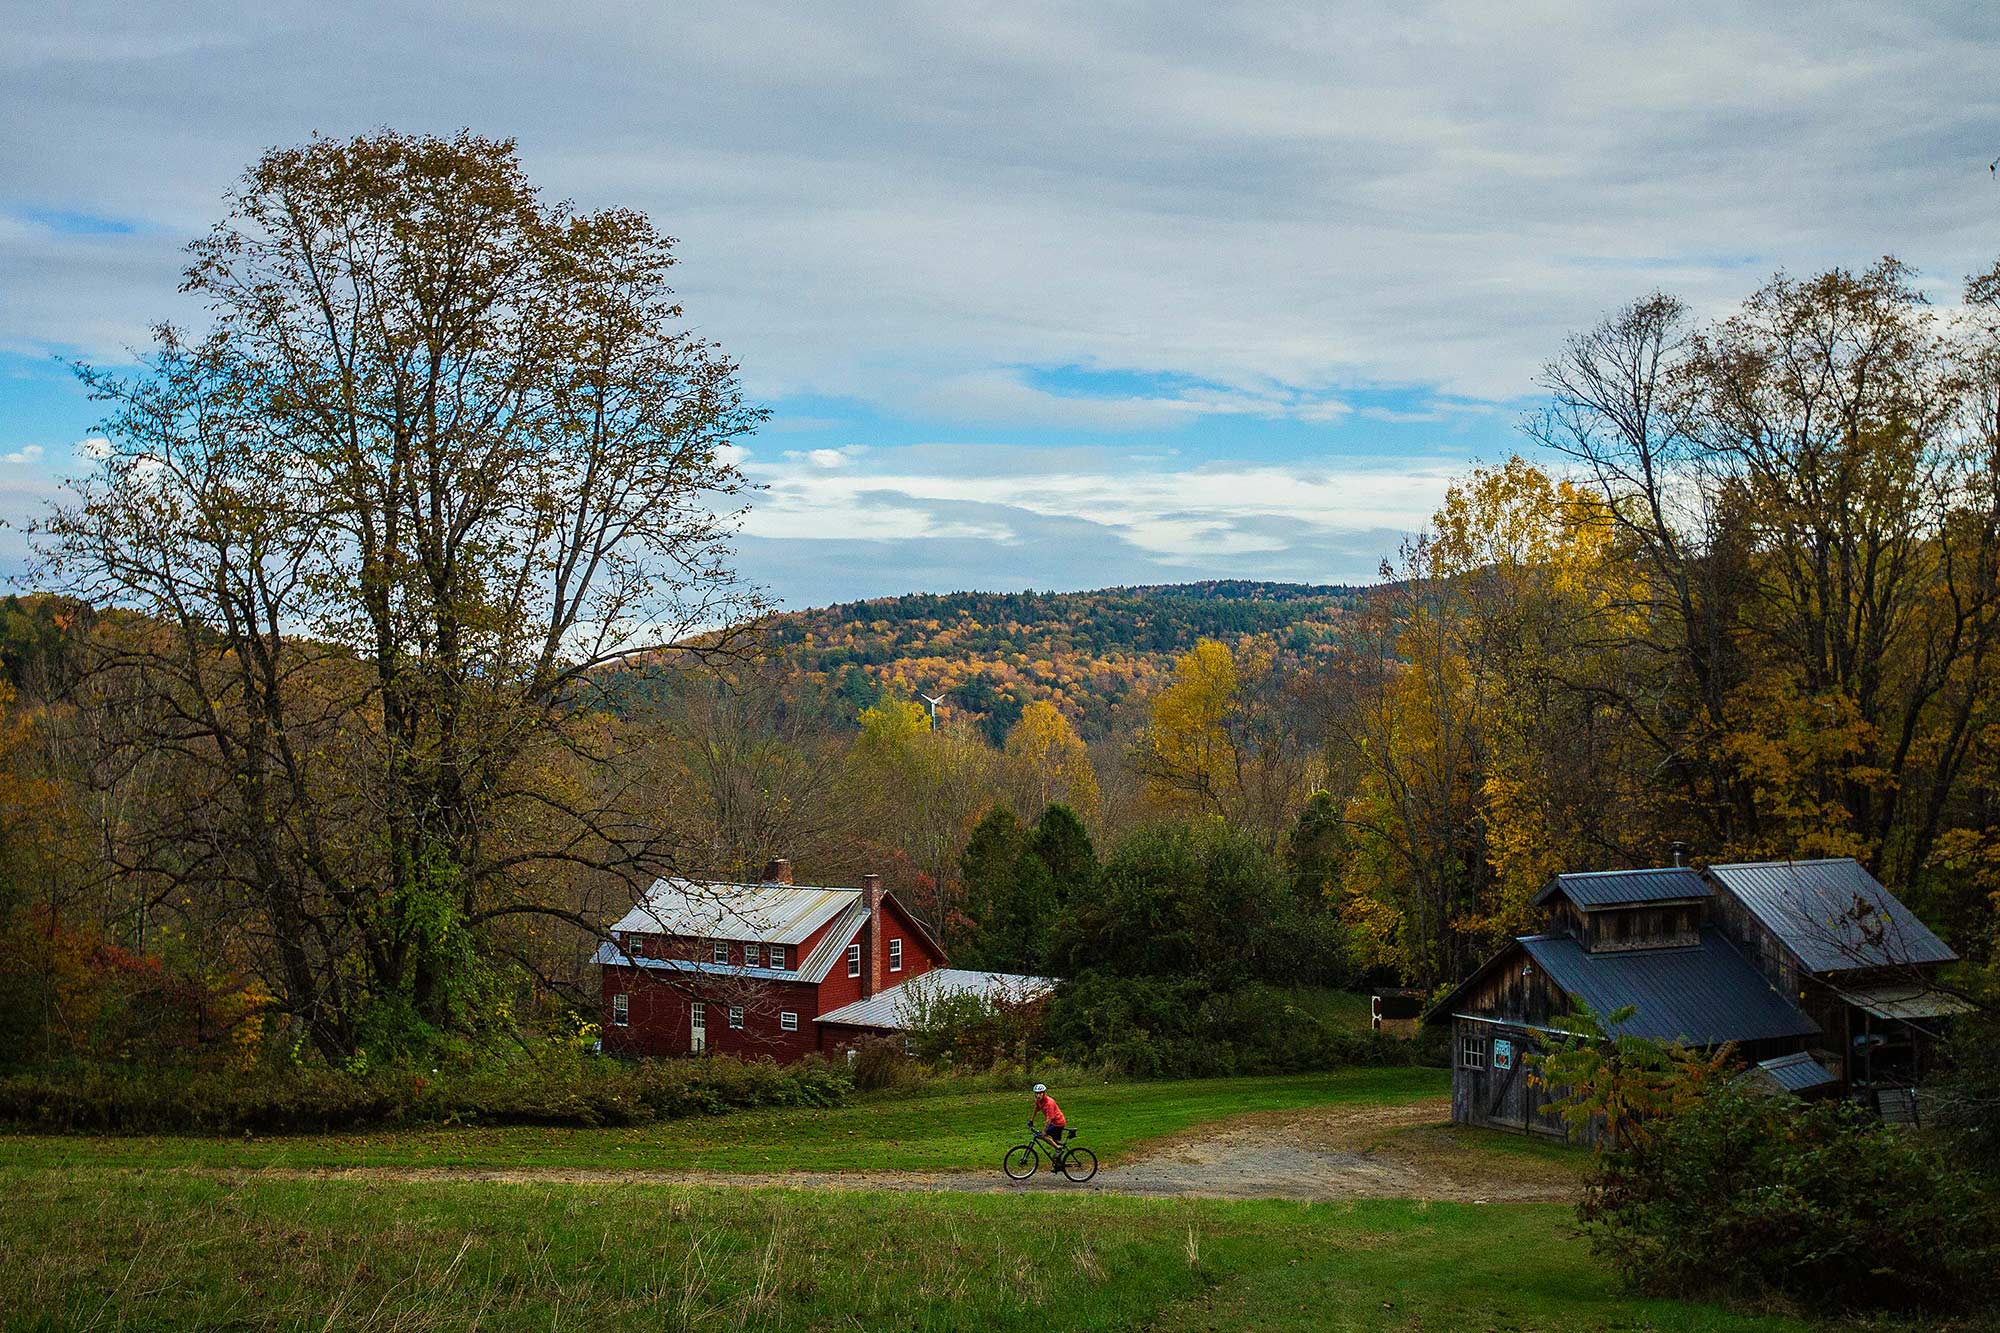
[815,925,867,1015]
[875,896,942,985]
[601,966,822,1062]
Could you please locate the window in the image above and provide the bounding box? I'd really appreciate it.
[889,938,903,972]
[780,1011,798,1032]
[691,1001,706,1027]
[768,944,786,970]
[1460,1034,1487,1070]
[745,943,761,967]
[846,942,862,978]
[712,940,729,965]
[611,993,629,1026]
[728,1006,745,1030]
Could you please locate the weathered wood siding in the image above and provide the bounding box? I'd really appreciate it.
[1451,1017,1575,1140]
[1456,943,1570,1028]
[1546,894,1702,952]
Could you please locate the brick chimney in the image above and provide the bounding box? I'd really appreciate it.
[762,857,793,885]
[861,872,884,998]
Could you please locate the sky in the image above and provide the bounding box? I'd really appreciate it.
[3,3,1998,609]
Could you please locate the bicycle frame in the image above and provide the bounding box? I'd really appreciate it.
[1023,1134,1068,1167]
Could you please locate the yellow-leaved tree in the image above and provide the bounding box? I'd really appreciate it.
[1003,700,1099,820]
[1135,637,1314,842]
[1337,457,1641,986]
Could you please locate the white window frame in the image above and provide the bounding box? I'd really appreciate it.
[780,1011,798,1032]
[728,1005,745,1030]
[1460,1034,1487,1070]
[768,944,786,970]
[712,940,729,965]
[691,1000,706,1027]
[745,942,761,967]
[889,938,903,972]
[846,942,862,978]
[611,993,629,1026]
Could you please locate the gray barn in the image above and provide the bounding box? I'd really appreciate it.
[1428,867,1818,1140]
[1429,857,1971,1138]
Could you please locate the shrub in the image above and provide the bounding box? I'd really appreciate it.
[1045,975,1415,1077]
[1930,1014,2000,1175]
[1580,1085,1998,1315]
[901,981,1047,1067]
[0,1052,851,1134]
[848,1037,919,1092]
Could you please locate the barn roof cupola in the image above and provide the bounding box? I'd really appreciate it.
[1532,866,1711,953]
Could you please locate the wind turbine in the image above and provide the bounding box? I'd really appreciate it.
[920,692,946,724]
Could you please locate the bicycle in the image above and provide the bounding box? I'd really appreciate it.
[1002,1124,1098,1182]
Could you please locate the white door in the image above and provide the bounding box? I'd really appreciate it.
[690,1001,707,1054]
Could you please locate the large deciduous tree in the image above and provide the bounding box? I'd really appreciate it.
[35,132,761,1058]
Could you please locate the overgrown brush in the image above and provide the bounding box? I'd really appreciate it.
[1580,1085,1998,1316]
[1048,977,1419,1077]
[0,1051,851,1134]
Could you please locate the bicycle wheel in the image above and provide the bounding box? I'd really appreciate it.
[1059,1146,1098,1182]
[1002,1144,1040,1180]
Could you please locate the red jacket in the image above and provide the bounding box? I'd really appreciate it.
[1035,1091,1065,1125]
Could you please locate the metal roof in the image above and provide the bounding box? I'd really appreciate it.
[1705,859,1957,974]
[596,899,870,986]
[1518,928,1819,1046]
[608,878,859,946]
[1831,981,1977,1022]
[794,901,870,983]
[1751,1051,1840,1094]
[591,942,809,984]
[816,969,1057,1031]
[1533,867,1711,909]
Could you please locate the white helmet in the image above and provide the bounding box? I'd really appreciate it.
[1032,1083,1047,1094]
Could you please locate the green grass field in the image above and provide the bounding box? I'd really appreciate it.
[0,1066,1838,1330]
[0,1171,1807,1332]
[0,1066,1448,1173]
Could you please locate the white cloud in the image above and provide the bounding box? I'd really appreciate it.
[783,445,867,469]
[741,447,1458,562]
[74,436,111,461]
[1,444,44,464]
[5,3,1998,602]
[2,3,1992,399]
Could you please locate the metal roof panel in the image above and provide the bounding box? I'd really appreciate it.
[1705,859,1956,974]
[1752,1051,1840,1094]
[591,942,810,984]
[816,969,1057,1031]
[795,901,870,984]
[1520,928,1819,1045]
[1533,867,1712,908]
[609,878,859,946]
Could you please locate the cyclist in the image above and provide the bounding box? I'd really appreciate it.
[1030,1082,1068,1156]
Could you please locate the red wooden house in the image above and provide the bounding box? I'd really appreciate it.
[597,859,1051,1061]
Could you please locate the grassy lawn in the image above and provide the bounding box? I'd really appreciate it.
[0,1169,1808,1332]
[0,1066,1450,1174]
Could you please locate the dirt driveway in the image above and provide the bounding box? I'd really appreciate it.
[274,1096,1582,1205]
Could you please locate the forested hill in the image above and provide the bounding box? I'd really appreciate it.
[760,580,1366,742]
